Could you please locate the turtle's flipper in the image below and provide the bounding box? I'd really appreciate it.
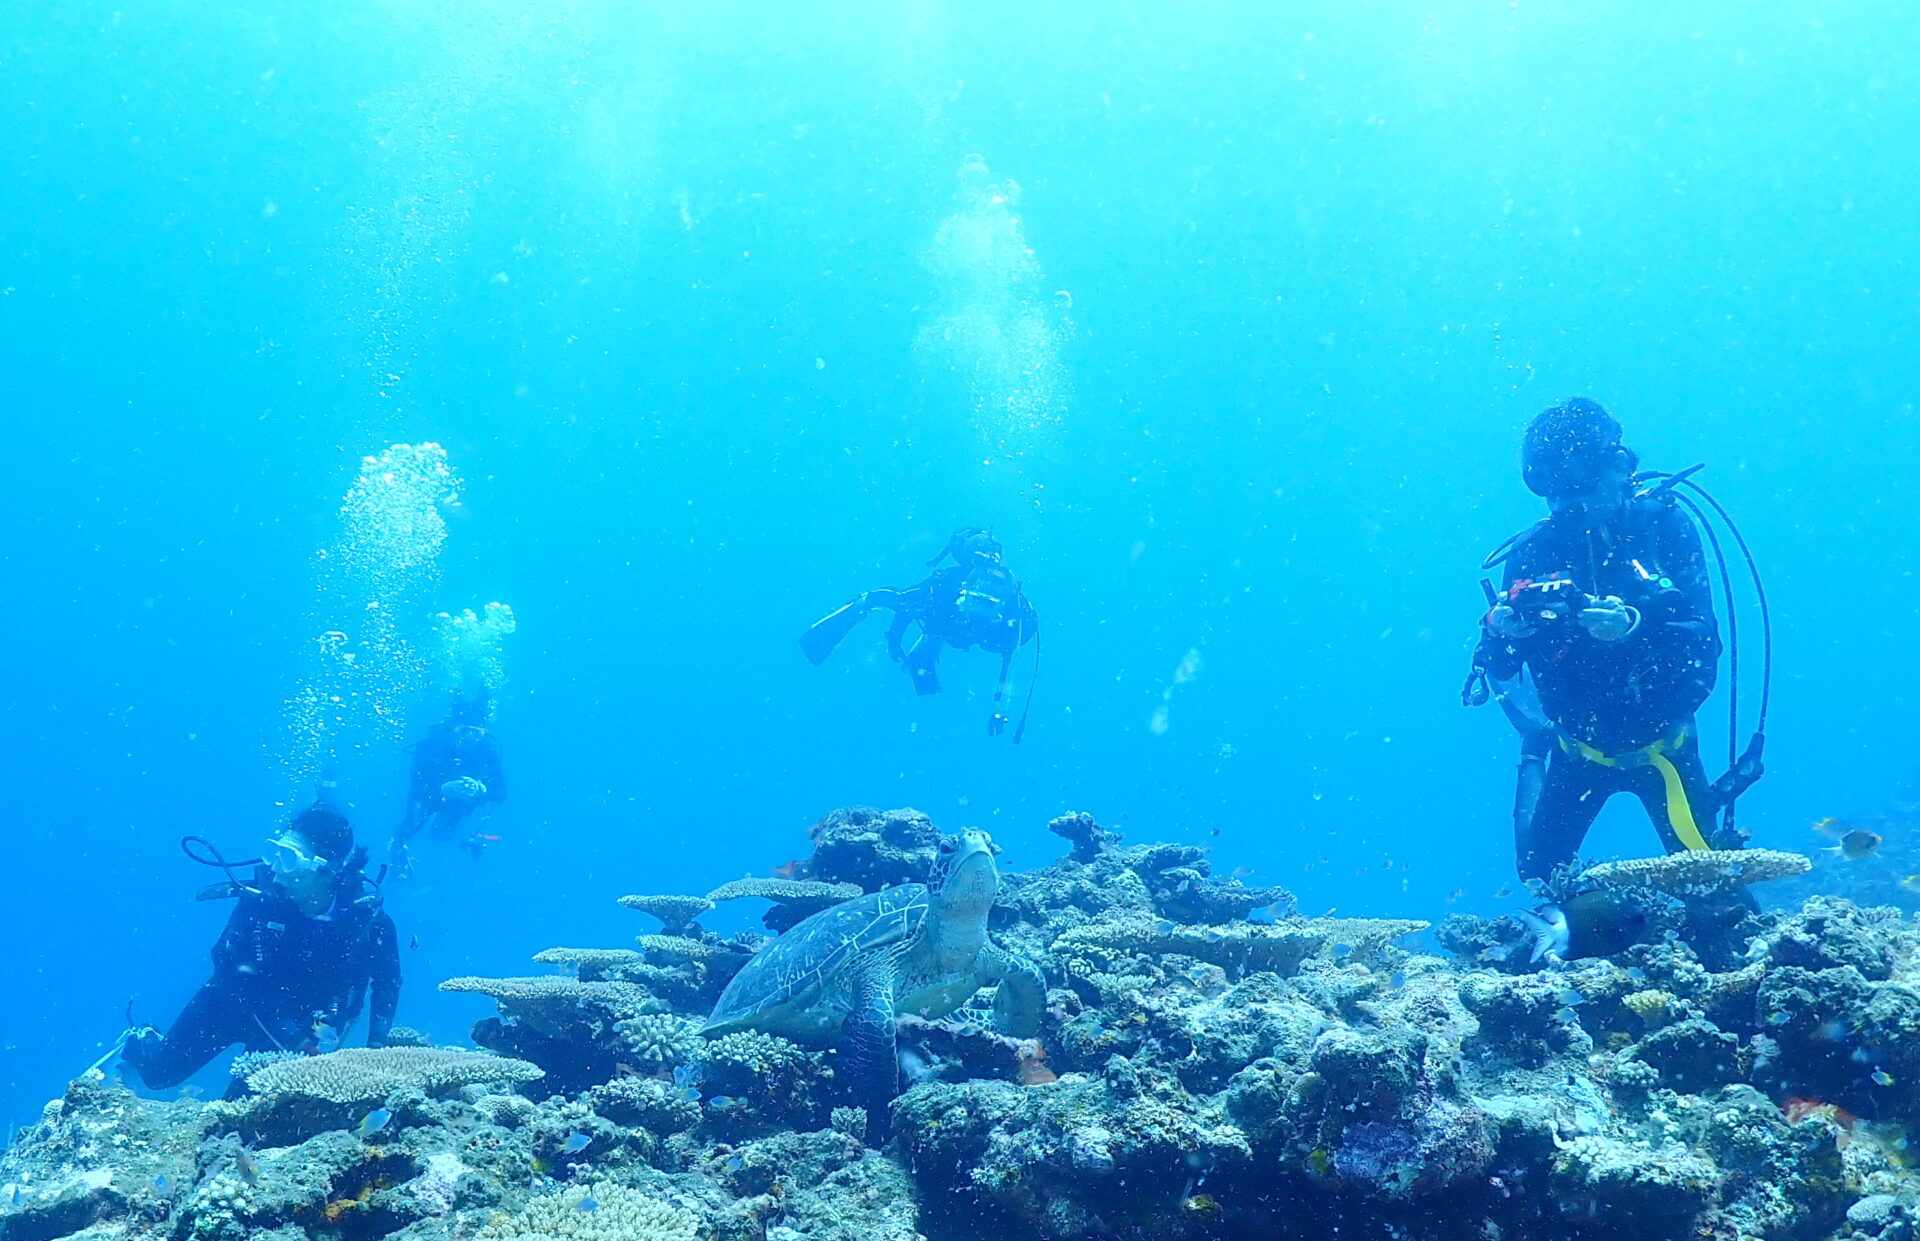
[842,951,903,1110]
[982,946,1045,1038]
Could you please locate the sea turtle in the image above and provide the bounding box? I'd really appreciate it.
[704,830,1044,1101]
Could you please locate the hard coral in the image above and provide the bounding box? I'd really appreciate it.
[798,805,945,889]
[1047,811,1122,863]
[615,1013,700,1071]
[478,1179,700,1241]
[707,876,864,933]
[1582,848,1811,895]
[439,975,654,1038]
[242,1047,543,1104]
[615,893,715,934]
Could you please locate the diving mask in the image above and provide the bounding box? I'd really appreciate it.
[267,833,331,877]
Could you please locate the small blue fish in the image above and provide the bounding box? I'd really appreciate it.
[1874,1069,1897,1087]
[235,1151,260,1187]
[708,1095,746,1111]
[1552,1006,1579,1024]
[675,1086,701,1103]
[672,1065,697,1089]
[1820,1019,1853,1041]
[576,1196,599,1213]
[1767,1011,1792,1026]
[1389,972,1407,988]
[357,1108,393,1139]
[8,1184,22,1207]
[1555,987,1586,1006]
[1624,967,1648,982]
[725,1157,744,1173]
[560,1133,591,1155]
[154,1175,171,1194]
[1153,919,1176,936]
[1332,943,1354,957]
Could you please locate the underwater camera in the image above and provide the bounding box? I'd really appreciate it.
[1507,575,1588,627]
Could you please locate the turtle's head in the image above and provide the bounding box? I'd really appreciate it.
[930,830,998,920]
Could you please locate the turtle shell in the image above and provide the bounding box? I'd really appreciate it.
[705,884,929,1035]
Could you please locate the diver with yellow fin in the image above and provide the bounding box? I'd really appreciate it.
[1465,399,1770,892]
[800,528,1039,740]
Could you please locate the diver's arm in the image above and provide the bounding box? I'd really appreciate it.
[365,913,403,1047]
[209,900,258,980]
[1653,502,1721,652]
[1605,505,1719,664]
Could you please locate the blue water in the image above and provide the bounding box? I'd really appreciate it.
[3,1,1917,1127]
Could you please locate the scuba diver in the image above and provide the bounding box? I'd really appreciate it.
[122,802,401,1091]
[1467,399,1766,883]
[800,528,1040,740]
[387,691,506,876]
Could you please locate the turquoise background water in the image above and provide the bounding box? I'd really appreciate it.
[3,1,1916,1127]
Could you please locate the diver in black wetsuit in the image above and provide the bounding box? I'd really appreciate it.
[123,805,401,1091]
[1473,399,1734,881]
[387,693,506,875]
[800,529,1039,737]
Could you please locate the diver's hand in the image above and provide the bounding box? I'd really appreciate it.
[988,713,1008,737]
[1578,596,1638,642]
[442,776,487,802]
[1486,604,1536,640]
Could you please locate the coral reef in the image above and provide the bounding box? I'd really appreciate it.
[1582,847,1812,894]
[241,1047,544,1105]
[1047,810,1122,863]
[706,877,863,933]
[795,805,944,889]
[8,808,1920,1241]
[616,894,715,935]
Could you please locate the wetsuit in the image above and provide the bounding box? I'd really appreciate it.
[879,560,1037,696]
[395,725,505,849]
[1476,491,1723,880]
[124,878,401,1090]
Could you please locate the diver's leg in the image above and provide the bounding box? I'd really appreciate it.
[1511,729,1553,850]
[430,801,471,842]
[124,984,248,1090]
[801,591,891,666]
[1627,727,1719,857]
[389,799,427,873]
[1517,750,1608,882]
[904,634,943,695]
